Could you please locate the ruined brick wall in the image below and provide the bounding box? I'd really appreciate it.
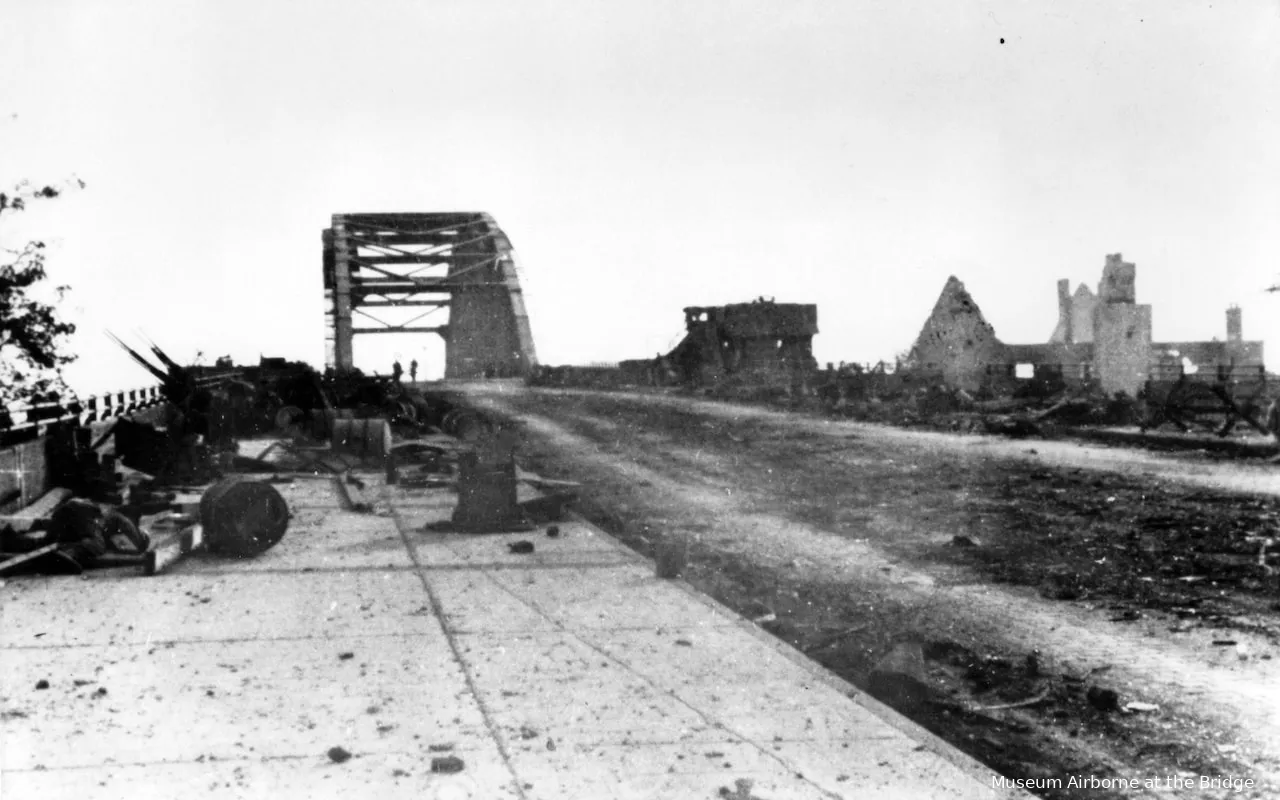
[1093,303,1152,395]
[1098,253,1136,303]
[907,277,1005,392]
[1049,282,1098,345]
[1069,285,1097,344]
[1227,306,1243,343]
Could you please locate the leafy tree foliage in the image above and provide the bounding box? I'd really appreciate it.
[0,178,83,406]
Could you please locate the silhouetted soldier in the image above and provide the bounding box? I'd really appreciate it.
[409,359,418,383]
[392,360,403,384]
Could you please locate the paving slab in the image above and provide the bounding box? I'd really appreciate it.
[509,739,837,800]
[485,564,744,630]
[427,571,561,634]
[405,524,639,570]
[2,634,485,770]
[2,570,433,648]
[457,630,724,746]
[2,751,521,800]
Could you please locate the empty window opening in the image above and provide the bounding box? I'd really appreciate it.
[1015,363,1034,379]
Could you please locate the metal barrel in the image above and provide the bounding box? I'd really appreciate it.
[331,417,392,460]
[309,407,353,439]
[199,478,289,557]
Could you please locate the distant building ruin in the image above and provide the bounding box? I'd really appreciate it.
[619,298,818,387]
[905,254,1264,396]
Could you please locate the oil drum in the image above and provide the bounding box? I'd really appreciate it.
[199,478,289,557]
[309,407,353,439]
[331,418,392,460]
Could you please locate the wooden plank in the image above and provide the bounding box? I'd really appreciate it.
[0,544,60,575]
[0,488,73,533]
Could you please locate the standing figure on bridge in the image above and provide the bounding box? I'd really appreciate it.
[392,360,403,384]
[409,359,418,384]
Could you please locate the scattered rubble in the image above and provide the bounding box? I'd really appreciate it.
[327,746,352,764]
[429,755,464,774]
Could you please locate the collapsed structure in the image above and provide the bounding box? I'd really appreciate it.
[614,298,818,388]
[905,254,1264,397]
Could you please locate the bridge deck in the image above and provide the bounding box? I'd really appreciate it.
[1,459,1021,799]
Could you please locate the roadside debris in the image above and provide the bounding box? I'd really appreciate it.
[327,746,352,763]
[1123,701,1159,713]
[974,688,1051,712]
[655,538,689,579]
[1085,686,1120,713]
[430,755,464,774]
[868,641,932,710]
[508,540,535,555]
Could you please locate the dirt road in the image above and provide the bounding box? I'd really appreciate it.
[465,385,1280,799]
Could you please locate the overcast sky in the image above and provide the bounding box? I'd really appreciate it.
[3,0,1278,390]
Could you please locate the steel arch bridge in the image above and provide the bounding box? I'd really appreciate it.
[322,212,537,379]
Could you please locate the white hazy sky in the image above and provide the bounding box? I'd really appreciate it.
[3,0,1278,391]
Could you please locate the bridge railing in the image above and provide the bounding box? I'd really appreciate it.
[1,384,166,437]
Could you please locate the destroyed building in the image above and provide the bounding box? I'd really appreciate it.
[905,254,1264,396]
[647,298,819,386]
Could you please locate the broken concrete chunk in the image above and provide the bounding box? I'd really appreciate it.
[546,525,561,538]
[868,642,932,710]
[430,755,464,773]
[35,679,49,690]
[327,746,352,763]
[508,540,535,554]
[1123,701,1159,713]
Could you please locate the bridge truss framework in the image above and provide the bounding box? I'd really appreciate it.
[322,212,537,379]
